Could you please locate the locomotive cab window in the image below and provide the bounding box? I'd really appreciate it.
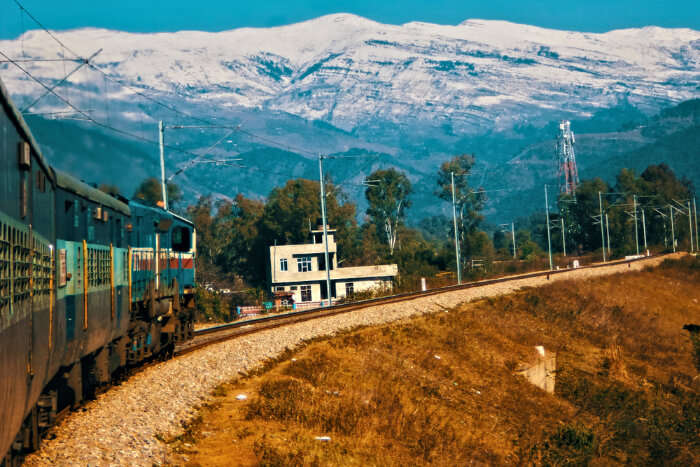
[172,226,191,252]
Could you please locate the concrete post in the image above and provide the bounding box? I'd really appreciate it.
[599,191,606,262]
[318,156,332,305]
[451,172,461,284]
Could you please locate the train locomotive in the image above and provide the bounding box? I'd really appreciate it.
[0,78,197,465]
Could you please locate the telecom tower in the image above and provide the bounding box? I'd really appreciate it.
[556,120,579,194]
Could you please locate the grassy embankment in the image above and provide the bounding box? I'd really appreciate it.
[168,257,700,466]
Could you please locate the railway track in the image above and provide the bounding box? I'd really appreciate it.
[22,253,677,466]
[176,254,665,357]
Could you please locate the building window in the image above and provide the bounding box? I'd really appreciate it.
[280,258,288,271]
[297,256,312,272]
[300,285,312,302]
[345,282,354,297]
[276,286,285,291]
[290,286,297,290]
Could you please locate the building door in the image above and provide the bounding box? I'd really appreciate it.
[300,285,312,302]
[320,281,336,300]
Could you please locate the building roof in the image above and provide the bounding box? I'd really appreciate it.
[54,169,131,216]
[0,76,54,181]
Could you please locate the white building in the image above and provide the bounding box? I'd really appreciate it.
[269,225,398,304]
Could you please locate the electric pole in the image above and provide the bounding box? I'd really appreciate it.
[318,155,332,305]
[670,205,676,253]
[689,201,694,253]
[545,185,553,270]
[605,213,611,258]
[599,191,606,262]
[693,196,700,251]
[641,208,647,252]
[451,172,462,284]
[633,195,639,256]
[560,217,566,257]
[511,222,516,259]
[158,120,168,210]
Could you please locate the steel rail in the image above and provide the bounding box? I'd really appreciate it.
[22,252,670,466]
[178,253,667,355]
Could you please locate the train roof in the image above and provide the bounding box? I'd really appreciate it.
[129,199,194,227]
[0,77,54,180]
[54,169,131,216]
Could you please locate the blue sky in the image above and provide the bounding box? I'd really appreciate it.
[1,0,698,39]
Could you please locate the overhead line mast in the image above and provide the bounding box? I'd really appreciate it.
[556,120,579,195]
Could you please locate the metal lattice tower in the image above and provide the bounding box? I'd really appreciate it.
[556,120,579,195]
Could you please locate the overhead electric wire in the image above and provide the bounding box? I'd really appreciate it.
[10,0,364,163]
[167,127,241,182]
[12,0,82,59]
[0,58,81,63]
[11,0,443,187]
[21,48,102,112]
[0,49,227,162]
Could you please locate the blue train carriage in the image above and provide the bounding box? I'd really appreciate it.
[127,200,196,359]
[0,78,56,463]
[53,170,133,390]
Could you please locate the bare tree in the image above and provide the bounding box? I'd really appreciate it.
[365,168,412,255]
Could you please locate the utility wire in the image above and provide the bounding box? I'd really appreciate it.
[0,58,81,63]
[10,0,426,180]
[12,0,82,58]
[10,0,361,162]
[0,49,224,162]
[21,48,102,112]
[11,0,313,157]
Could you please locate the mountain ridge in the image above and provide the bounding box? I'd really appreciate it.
[2,14,697,132]
[0,14,697,222]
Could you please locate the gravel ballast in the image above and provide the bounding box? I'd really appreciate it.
[24,255,678,466]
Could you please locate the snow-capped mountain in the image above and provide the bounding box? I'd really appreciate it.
[0,14,698,221]
[1,14,698,136]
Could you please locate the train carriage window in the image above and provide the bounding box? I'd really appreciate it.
[118,218,124,247]
[73,200,80,229]
[123,252,128,281]
[36,170,47,193]
[11,227,31,309]
[85,208,91,241]
[20,174,28,218]
[0,223,9,317]
[171,226,191,252]
[32,236,51,307]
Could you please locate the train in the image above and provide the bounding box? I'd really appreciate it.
[0,77,197,465]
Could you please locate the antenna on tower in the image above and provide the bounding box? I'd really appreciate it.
[556,120,579,195]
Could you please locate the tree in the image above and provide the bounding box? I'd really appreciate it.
[259,178,360,268]
[365,168,412,255]
[186,196,216,264]
[98,184,121,197]
[436,154,486,234]
[639,164,693,249]
[133,177,182,209]
[436,155,487,262]
[563,178,612,252]
[216,195,265,283]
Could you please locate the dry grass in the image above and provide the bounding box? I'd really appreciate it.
[168,257,700,466]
